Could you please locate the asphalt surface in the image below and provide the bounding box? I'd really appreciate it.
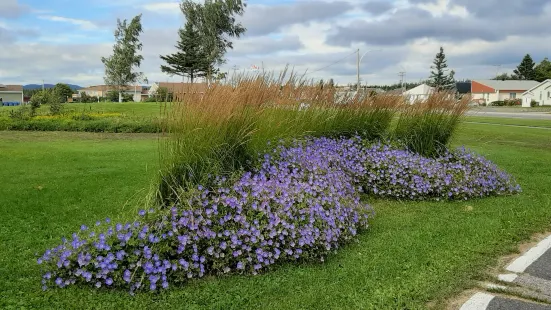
[526,248,551,281]
[460,235,551,309]
[487,297,551,310]
[466,110,551,120]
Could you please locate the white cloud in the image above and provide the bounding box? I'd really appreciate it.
[141,2,181,14]
[38,15,98,31]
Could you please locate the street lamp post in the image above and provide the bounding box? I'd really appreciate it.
[357,49,382,92]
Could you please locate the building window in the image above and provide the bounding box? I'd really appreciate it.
[509,93,516,99]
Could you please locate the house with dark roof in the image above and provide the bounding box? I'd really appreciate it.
[0,84,24,105]
[471,80,539,104]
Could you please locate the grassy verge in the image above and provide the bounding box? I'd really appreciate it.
[1,120,551,309]
[466,116,551,128]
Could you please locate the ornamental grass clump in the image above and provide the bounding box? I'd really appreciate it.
[361,143,521,200]
[38,136,373,294]
[393,92,470,158]
[158,69,401,206]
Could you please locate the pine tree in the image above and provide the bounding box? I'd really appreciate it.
[428,47,455,91]
[513,54,536,80]
[160,16,214,83]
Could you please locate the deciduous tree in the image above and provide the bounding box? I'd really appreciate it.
[535,57,551,82]
[102,14,147,102]
[180,0,247,82]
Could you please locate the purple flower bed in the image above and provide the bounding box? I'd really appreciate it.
[38,137,373,293]
[361,143,521,200]
[37,137,520,293]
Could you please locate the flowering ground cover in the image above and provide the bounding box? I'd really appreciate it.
[36,135,520,293]
[1,124,551,309]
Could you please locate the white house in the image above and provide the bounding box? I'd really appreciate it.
[404,83,435,104]
[471,80,539,104]
[522,79,551,107]
[0,84,24,104]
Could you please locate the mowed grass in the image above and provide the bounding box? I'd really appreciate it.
[1,120,551,309]
[466,116,551,128]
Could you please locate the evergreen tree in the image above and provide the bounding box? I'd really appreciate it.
[513,54,536,80]
[160,15,214,83]
[101,14,147,102]
[328,78,335,88]
[535,57,551,82]
[428,46,455,91]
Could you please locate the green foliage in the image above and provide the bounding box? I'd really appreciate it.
[106,90,134,102]
[535,57,551,82]
[49,101,64,115]
[30,90,51,106]
[155,87,172,102]
[0,117,161,133]
[513,54,536,80]
[52,83,74,102]
[428,46,455,91]
[393,92,469,158]
[531,100,540,107]
[492,73,518,81]
[180,0,246,71]
[8,106,33,120]
[101,14,147,102]
[79,92,99,103]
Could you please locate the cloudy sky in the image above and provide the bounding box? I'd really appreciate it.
[1,0,550,87]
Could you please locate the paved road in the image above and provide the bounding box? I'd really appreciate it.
[466,111,551,120]
[460,235,551,309]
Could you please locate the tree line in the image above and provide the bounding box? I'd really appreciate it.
[492,54,551,82]
[100,0,246,102]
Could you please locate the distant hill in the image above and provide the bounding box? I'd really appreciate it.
[23,84,83,90]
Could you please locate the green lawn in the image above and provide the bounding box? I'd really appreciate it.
[1,121,551,309]
[466,116,551,128]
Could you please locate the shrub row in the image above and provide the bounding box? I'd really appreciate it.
[0,118,161,133]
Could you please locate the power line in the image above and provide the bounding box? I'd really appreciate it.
[304,51,357,75]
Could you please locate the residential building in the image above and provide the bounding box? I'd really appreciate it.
[148,82,208,100]
[471,80,539,104]
[77,85,144,102]
[403,83,435,104]
[522,79,551,107]
[0,84,24,104]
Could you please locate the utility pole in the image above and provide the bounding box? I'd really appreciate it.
[357,48,360,92]
[398,71,406,93]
